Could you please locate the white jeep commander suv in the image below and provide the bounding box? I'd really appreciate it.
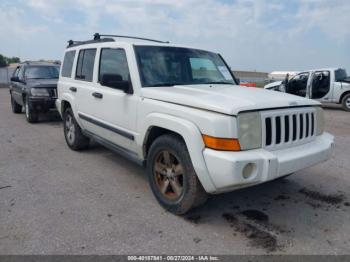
[56,34,334,214]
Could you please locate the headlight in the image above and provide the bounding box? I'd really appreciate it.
[31,88,50,97]
[237,112,262,150]
[315,107,325,135]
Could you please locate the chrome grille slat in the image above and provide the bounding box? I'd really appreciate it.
[288,115,293,143]
[262,108,317,150]
[271,116,276,146]
[303,113,307,139]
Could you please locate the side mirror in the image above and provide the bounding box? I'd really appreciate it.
[100,74,133,94]
[11,76,19,82]
[236,77,240,85]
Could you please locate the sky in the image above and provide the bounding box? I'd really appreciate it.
[0,0,349,73]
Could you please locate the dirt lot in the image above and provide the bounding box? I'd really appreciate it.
[0,87,349,255]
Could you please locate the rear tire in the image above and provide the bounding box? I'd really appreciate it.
[11,94,22,114]
[24,97,38,123]
[63,107,90,151]
[147,134,208,215]
[341,94,350,111]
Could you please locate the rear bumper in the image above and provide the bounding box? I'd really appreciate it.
[28,96,56,112]
[203,132,334,193]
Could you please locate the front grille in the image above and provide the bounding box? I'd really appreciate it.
[261,107,316,150]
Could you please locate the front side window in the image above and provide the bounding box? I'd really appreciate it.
[76,49,96,81]
[18,66,25,81]
[13,67,19,77]
[99,48,130,83]
[25,66,59,80]
[135,46,235,87]
[61,50,76,77]
[286,72,309,97]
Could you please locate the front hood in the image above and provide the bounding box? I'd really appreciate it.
[26,79,58,89]
[264,81,282,89]
[141,84,319,115]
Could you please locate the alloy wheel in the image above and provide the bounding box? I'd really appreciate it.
[65,114,75,145]
[25,102,29,119]
[346,97,350,109]
[153,150,184,201]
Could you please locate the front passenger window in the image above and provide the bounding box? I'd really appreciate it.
[286,73,309,97]
[99,48,130,84]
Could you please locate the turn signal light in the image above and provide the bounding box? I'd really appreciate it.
[202,135,241,151]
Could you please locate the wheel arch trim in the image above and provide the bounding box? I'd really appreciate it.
[139,113,216,193]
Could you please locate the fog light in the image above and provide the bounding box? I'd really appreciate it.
[242,163,256,179]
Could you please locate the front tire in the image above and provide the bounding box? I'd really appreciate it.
[63,107,90,151]
[147,134,208,215]
[24,97,38,123]
[342,94,350,112]
[10,94,22,114]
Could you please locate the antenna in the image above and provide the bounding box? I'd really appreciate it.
[94,33,170,44]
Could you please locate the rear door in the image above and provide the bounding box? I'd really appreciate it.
[310,70,332,102]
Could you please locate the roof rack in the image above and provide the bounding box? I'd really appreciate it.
[66,33,169,49]
[21,61,60,65]
[93,33,170,44]
[67,38,115,48]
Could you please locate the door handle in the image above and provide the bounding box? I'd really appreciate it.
[69,87,77,92]
[92,92,103,99]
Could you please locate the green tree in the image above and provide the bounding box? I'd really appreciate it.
[7,57,20,64]
[0,54,7,67]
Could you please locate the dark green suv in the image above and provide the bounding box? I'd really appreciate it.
[9,61,60,123]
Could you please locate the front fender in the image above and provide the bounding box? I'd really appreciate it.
[138,113,216,193]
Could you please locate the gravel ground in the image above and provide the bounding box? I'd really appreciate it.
[0,87,349,255]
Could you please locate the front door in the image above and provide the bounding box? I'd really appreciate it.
[286,72,310,98]
[11,66,24,105]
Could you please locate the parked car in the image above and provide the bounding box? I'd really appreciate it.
[264,68,350,111]
[56,34,334,214]
[9,61,60,122]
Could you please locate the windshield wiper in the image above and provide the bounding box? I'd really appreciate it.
[204,81,234,85]
[28,77,58,79]
[149,82,185,87]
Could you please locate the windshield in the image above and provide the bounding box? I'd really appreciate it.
[335,69,347,82]
[25,66,60,80]
[135,46,236,87]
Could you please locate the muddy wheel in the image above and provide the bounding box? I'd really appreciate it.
[147,134,207,215]
[342,94,350,112]
[63,108,90,151]
[11,94,22,114]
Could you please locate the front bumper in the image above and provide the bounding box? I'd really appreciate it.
[28,96,57,112]
[203,132,334,193]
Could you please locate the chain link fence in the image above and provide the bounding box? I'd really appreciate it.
[0,67,15,87]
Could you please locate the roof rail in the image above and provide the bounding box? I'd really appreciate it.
[67,37,115,48]
[93,33,170,44]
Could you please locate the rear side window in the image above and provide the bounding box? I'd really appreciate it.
[61,51,76,78]
[76,49,96,82]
